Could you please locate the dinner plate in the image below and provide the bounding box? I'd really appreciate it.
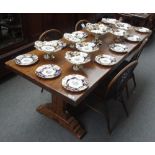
[15,54,38,66]
[65,51,91,65]
[76,41,99,53]
[62,74,89,92]
[116,22,132,30]
[135,27,150,33]
[101,18,118,25]
[95,54,117,66]
[125,34,142,42]
[35,64,61,79]
[109,43,128,53]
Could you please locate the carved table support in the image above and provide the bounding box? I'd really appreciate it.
[36,93,86,139]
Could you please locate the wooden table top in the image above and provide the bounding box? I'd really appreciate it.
[5,31,150,105]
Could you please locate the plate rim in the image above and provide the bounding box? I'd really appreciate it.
[62,74,89,92]
[35,64,61,79]
[15,54,39,66]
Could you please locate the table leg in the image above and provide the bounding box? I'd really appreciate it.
[36,93,86,139]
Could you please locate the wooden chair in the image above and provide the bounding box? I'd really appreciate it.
[75,19,89,31]
[39,29,62,93]
[39,29,62,41]
[118,37,149,97]
[87,60,138,134]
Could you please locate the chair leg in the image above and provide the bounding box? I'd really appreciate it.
[120,94,129,117]
[104,102,111,134]
[132,73,136,88]
[125,83,129,98]
[41,88,44,93]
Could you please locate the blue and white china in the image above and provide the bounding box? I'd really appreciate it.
[109,43,128,53]
[34,40,66,59]
[125,34,142,42]
[15,54,38,66]
[95,54,117,66]
[116,22,132,31]
[135,27,150,33]
[63,31,88,43]
[65,51,91,71]
[76,41,99,53]
[35,64,61,79]
[62,74,89,92]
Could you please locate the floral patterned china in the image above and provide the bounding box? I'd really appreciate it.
[109,43,128,53]
[63,31,88,43]
[15,54,38,66]
[111,28,127,37]
[76,41,99,53]
[35,64,61,79]
[62,74,89,92]
[65,51,91,71]
[135,27,151,33]
[116,22,132,30]
[95,54,117,66]
[34,40,66,60]
[86,23,109,35]
[125,34,142,42]
[101,18,118,25]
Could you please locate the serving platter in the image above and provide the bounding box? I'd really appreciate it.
[95,54,117,66]
[111,28,127,37]
[63,31,88,43]
[35,40,66,52]
[62,74,89,92]
[65,51,91,65]
[15,54,38,66]
[35,40,66,59]
[116,22,132,30]
[109,43,128,53]
[76,41,99,53]
[85,23,109,35]
[65,51,90,71]
[35,64,61,79]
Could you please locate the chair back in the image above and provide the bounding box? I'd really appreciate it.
[105,60,138,99]
[75,19,89,31]
[130,37,148,62]
[39,29,62,41]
